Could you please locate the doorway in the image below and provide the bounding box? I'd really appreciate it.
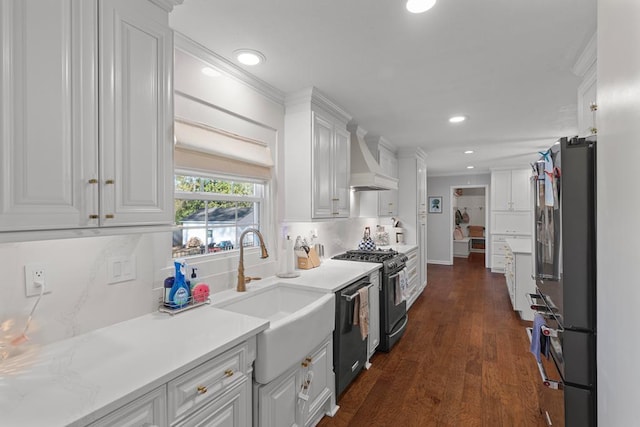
[448,185,489,268]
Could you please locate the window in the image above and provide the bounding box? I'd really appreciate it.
[173,173,265,259]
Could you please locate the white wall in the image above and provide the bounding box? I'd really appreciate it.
[597,2,640,424]
[426,174,491,263]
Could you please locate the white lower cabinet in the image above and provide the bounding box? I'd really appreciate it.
[89,340,253,427]
[491,234,530,273]
[89,386,167,427]
[256,335,336,427]
[404,247,421,309]
[503,245,536,321]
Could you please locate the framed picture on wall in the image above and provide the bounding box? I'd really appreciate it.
[428,196,443,213]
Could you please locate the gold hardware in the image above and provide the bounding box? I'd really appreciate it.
[332,212,340,215]
[196,385,208,394]
[305,357,312,363]
[89,214,99,219]
[105,179,114,185]
[301,362,309,367]
[224,369,234,377]
[88,179,98,184]
[237,228,269,292]
[105,214,114,219]
[590,102,598,112]
[590,127,598,134]
[332,198,340,201]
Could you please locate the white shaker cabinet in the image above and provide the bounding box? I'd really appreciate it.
[367,270,380,362]
[491,169,531,212]
[284,87,352,221]
[88,386,168,427]
[0,0,174,233]
[397,149,428,296]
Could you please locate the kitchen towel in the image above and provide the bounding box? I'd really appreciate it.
[530,313,550,363]
[353,286,369,340]
[394,268,408,305]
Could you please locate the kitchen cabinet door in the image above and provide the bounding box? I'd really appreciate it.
[176,379,249,427]
[99,0,173,226]
[333,127,351,217]
[0,0,174,234]
[0,0,97,231]
[368,271,380,359]
[491,169,531,211]
[312,113,334,219]
[88,385,167,427]
[258,368,301,427]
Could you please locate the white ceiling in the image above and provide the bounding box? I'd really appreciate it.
[169,0,597,176]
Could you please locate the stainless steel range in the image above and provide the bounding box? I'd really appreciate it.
[333,249,409,352]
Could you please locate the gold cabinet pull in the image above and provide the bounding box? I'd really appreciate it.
[88,179,98,184]
[105,214,114,219]
[89,214,99,219]
[105,179,114,185]
[196,385,207,394]
[224,369,234,377]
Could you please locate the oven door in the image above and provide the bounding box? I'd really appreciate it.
[383,267,407,333]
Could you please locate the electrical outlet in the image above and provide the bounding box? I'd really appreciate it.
[24,263,50,297]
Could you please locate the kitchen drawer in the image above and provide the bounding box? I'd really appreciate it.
[88,386,167,427]
[168,342,248,424]
[492,255,506,272]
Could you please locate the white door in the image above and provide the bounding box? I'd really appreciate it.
[491,170,512,211]
[99,0,173,226]
[0,0,97,231]
[312,112,334,219]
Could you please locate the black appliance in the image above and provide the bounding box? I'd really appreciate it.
[529,136,597,427]
[332,249,409,352]
[333,276,371,397]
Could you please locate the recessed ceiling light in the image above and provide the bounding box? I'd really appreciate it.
[406,0,437,13]
[464,150,474,154]
[201,67,221,77]
[467,166,475,169]
[449,115,467,123]
[234,49,266,66]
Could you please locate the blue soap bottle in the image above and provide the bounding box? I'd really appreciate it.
[169,259,190,309]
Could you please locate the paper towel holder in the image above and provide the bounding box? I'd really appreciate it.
[277,235,301,278]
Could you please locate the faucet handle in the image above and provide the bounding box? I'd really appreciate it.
[245,276,262,283]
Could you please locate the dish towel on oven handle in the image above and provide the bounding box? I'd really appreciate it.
[394,268,409,306]
[352,286,369,340]
[530,313,550,363]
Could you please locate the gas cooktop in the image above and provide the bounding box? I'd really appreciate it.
[332,249,399,263]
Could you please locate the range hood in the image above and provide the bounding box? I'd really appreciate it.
[347,123,398,191]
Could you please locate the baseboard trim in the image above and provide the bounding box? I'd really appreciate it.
[428,259,453,265]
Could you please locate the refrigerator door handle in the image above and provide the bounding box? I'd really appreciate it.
[526,327,564,390]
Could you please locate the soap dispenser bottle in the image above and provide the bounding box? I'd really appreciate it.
[169,259,190,309]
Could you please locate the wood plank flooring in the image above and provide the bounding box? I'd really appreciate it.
[318,253,547,427]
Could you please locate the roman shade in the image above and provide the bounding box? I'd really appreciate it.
[174,119,274,180]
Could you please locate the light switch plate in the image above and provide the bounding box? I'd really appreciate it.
[107,256,136,284]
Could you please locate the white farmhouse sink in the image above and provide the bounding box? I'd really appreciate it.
[214,283,335,384]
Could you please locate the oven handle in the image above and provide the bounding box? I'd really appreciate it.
[341,282,370,301]
[525,327,563,390]
[389,315,408,338]
[387,267,407,281]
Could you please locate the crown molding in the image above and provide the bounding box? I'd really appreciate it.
[149,0,184,12]
[175,32,285,105]
[285,87,352,124]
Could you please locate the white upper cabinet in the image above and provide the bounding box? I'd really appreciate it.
[284,87,352,221]
[491,169,531,212]
[99,0,174,227]
[0,0,174,233]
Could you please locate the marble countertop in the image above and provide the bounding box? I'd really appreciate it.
[505,238,532,254]
[0,307,269,426]
[1,259,384,426]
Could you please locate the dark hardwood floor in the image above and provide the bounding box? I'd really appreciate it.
[318,253,547,427]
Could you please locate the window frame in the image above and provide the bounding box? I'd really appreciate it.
[173,169,268,260]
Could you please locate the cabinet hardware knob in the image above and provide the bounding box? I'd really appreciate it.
[590,127,598,134]
[589,102,598,112]
[332,198,340,201]
[89,214,99,219]
[196,385,208,394]
[332,212,339,215]
[301,362,309,367]
[105,179,114,185]
[224,369,234,377]
[105,214,114,219]
[305,357,312,362]
[88,179,98,184]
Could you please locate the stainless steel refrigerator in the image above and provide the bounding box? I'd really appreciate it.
[529,136,597,427]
